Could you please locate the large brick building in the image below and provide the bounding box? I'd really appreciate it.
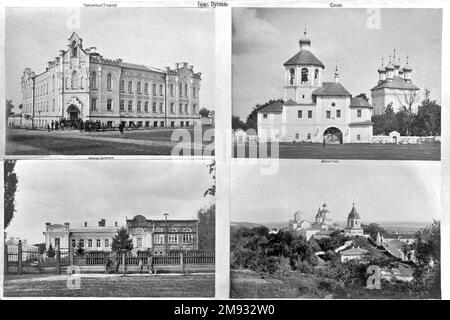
[20,32,202,129]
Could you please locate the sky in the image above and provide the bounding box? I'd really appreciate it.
[231,161,441,225]
[232,8,442,119]
[5,7,215,112]
[6,160,215,244]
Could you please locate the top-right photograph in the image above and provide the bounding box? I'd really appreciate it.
[232,8,442,160]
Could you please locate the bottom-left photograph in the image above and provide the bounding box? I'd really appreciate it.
[3,159,216,298]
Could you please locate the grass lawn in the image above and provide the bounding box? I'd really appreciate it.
[5,127,214,156]
[3,273,214,297]
[233,142,440,160]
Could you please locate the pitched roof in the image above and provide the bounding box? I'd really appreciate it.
[257,101,283,113]
[350,97,372,108]
[119,62,164,73]
[348,205,361,220]
[348,120,374,126]
[312,82,352,97]
[340,247,369,255]
[284,99,298,106]
[283,50,325,68]
[371,76,419,91]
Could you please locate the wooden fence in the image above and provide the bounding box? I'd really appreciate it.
[5,242,214,275]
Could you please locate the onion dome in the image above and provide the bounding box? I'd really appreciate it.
[378,66,386,73]
[299,37,311,47]
[294,210,303,222]
[385,62,395,71]
[347,203,361,220]
[402,55,412,72]
[392,59,401,69]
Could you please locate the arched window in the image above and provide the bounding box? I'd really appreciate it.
[128,81,133,93]
[192,87,196,98]
[159,84,163,96]
[66,77,69,90]
[301,68,309,84]
[80,76,83,89]
[137,81,141,93]
[107,73,112,91]
[91,72,97,89]
[144,83,148,94]
[290,68,295,85]
[72,41,77,57]
[179,83,182,97]
[120,80,124,92]
[152,83,156,96]
[184,83,188,97]
[71,71,78,89]
[170,84,174,96]
[52,75,55,92]
[314,69,319,85]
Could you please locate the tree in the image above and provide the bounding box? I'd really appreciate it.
[232,115,247,130]
[76,240,85,256]
[397,91,420,113]
[111,227,133,253]
[204,160,216,197]
[199,108,210,118]
[4,160,18,228]
[197,204,215,250]
[47,244,56,258]
[355,93,369,103]
[362,223,386,242]
[5,99,14,120]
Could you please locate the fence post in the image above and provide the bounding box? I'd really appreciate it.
[148,254,153,274]
[56,245,61,275]
[122,252,126,276]
[180,252,185,273]
[18,240,23,275]
[4,243,9,275]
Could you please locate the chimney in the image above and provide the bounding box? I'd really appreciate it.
[84,222,87,227]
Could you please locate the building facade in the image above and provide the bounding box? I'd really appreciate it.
[21,33,202,129]
[43,215,199,255]
[257,31,373,143]
[371,52,420,115]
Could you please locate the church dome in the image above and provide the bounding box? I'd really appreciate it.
[403,64,412,72]
[299,37,311,47]
[347,204,361,220]
[392,60,401,68]
[378,66,386,73]
[385,62,395,71]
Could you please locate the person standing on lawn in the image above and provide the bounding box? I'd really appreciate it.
[119,121,125,138]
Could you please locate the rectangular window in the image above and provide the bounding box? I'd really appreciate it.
[171,121,175,127]
[88,239,92,248]
[152,102,157,113]
[307,133,311,139]
[308,110,313,118]
[144,101,149,112]
[96,239,101,248]
[154,234,164,244]
[159,103,164,113]
[357,109,362,118]
[297,110,302,118]
[80,239,84,247]
[107,99,112,111]
[185,104,188,114]
[159,85,163,96]
[91,98,97,111]
[336,110,341,118]
[120,100,125,111]
[193,104,197,114]
[326,110,331,119]
[170,103,175,114]
[179,103,183,114]
[137,238,142,247]
[153,121,158,127]
[152,84,156,96]
[128,101,133,111]
[145,121,150,127]
[71,239,76,247]
[55,238,60,247]
[52,99,55,112]
[181,121,184,127]
[182,234,193,244]
[104,239,109,248]
[168,234,178,244]
[263,113,268,119]
[137,101,141,111]
[193,87,196,98]
[137,121,142,127]
[357,134,361,141]
[160,121,164,127]
[295,133,299,139]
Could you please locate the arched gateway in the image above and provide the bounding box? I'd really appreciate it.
[323,127,343,144]
[67,105,80,120]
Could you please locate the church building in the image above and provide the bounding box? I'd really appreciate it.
[20,33,202,129]
[257,30,373,143]
[371,51,420,115]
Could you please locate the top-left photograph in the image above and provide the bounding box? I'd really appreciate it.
[5,7,215,156]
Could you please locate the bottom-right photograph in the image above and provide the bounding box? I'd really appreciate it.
[230,161,441,299]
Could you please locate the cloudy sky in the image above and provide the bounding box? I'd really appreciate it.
[5,7,215,112]
[231,161,441,224]
[232,8,442,119]
[6,160,214,244]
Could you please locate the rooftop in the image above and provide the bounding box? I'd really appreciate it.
[312,82,352,97]
[371,76,419,91]
[284,50,325,68]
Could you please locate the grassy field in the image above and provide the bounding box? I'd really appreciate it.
[233,141,440,160]
[5,127,214,156]
[3,273,214,297]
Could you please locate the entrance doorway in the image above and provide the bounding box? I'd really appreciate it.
[323,127,343,144]
[67,105,80,120]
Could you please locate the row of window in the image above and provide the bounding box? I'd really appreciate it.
[152,234,194,245]
[289,67,320,85]
[91,99,197,114]
[35,99,57,113]
[263,109,363,120]
[70,238,110,248]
